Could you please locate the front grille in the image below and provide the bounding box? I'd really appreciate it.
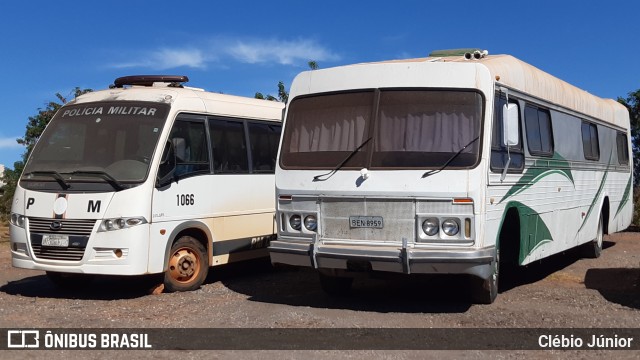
[28,218,96,261]
[30,244,85,261]
[28,218,96,236]
[321,198,415,242]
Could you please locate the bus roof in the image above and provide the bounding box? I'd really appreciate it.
[71,84,284,122]
[370,54,629,129]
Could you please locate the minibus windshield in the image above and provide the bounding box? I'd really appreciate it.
[22,101,169,189]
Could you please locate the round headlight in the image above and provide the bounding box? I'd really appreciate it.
[442,219,460,236]
[304,215,317,231]
[11,213,24,227]
[422,218,439,236]
[104,219,114,231]
[115,218,126,229]
[289,215,302,231]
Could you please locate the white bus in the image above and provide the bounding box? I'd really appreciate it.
[10,75,284,292]
[269,50,632,304]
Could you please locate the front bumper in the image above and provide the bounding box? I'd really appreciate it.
[9,222,151,276]
[269,240,495,280]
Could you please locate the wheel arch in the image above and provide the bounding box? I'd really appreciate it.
[601,196,610,235]
[497,205,522,266]
[163,221,212,271]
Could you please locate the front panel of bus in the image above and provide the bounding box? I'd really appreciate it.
[270,62,496,280]
[9,100,170,275]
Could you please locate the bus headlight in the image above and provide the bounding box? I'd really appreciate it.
[10,213,26,228]
[422,218,439,236]
[442,219,460,236]
[289,215,302,231]
[304,215,317,231]
[99,216,147,232]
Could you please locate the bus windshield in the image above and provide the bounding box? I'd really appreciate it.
[22,101,170,189]
[280,89,483,170]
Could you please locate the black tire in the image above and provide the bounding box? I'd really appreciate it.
[46,271,95,290]
[319,273,353,296]
[470,249,499,304]
[164,236,208,292]
[583,214,604,259]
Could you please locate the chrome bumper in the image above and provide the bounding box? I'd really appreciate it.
[269,240,495,279]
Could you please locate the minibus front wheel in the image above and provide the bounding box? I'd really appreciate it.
[164,236,209,292]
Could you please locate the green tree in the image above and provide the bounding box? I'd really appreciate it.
[0,87,91,220]
[618,89,640,184]
[277,81,288,104]
[254,92,277,101]
[254,61,319,104]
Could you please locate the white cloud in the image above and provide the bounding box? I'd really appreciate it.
[226,38,340,65]
[109,37,339,70]
[0,137,21,149]
[112,48,206,70]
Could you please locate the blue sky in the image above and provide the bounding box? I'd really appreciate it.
[0,0,638,169]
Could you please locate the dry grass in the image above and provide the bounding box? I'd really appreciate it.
[0,223,9,243]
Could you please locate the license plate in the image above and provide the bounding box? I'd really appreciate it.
[42,235,69,247]
[349,216,384,229]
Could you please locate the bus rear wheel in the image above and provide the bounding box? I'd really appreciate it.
[583,214,604,259]
[164,236,208,292]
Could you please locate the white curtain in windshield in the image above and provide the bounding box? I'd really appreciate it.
[286,92,371,153]
[375,91,479,153]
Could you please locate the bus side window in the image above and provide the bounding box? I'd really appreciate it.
[616,132,629,165]
[248,122,282,173]
[209,119,250,174]
[490,96,524,172]
[581,121,600,161]
[169,120,210,177]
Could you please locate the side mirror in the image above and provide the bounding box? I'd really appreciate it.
[156,140,176,187]
[502,103,519,146]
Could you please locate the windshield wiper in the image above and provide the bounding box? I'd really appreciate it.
[24,171,71,190]
[71,170,125,191]
[313,137,373,182]
[421,136,480,179]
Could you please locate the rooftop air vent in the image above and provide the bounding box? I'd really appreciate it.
[428,48,489,60]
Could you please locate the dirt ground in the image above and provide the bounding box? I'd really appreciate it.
[0,224,639,359]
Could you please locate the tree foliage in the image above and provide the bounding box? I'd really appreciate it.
[254,61,319,104]
[0,87,92,220]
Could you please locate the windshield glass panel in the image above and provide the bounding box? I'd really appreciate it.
[23,101,169,186]
[373,90,482,168]
[280,90,483,170]
[280,91,373,169]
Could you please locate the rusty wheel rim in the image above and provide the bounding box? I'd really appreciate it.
[168,247,202,284]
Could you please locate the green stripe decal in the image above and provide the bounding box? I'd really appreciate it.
[503,201,554,263]
[499,156,574,204]
[614,175,632,219]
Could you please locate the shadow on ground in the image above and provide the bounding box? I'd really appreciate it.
[499,240,615,292]
[0,273,163,300]
[221,245,603,313]
[584,267,640,309]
